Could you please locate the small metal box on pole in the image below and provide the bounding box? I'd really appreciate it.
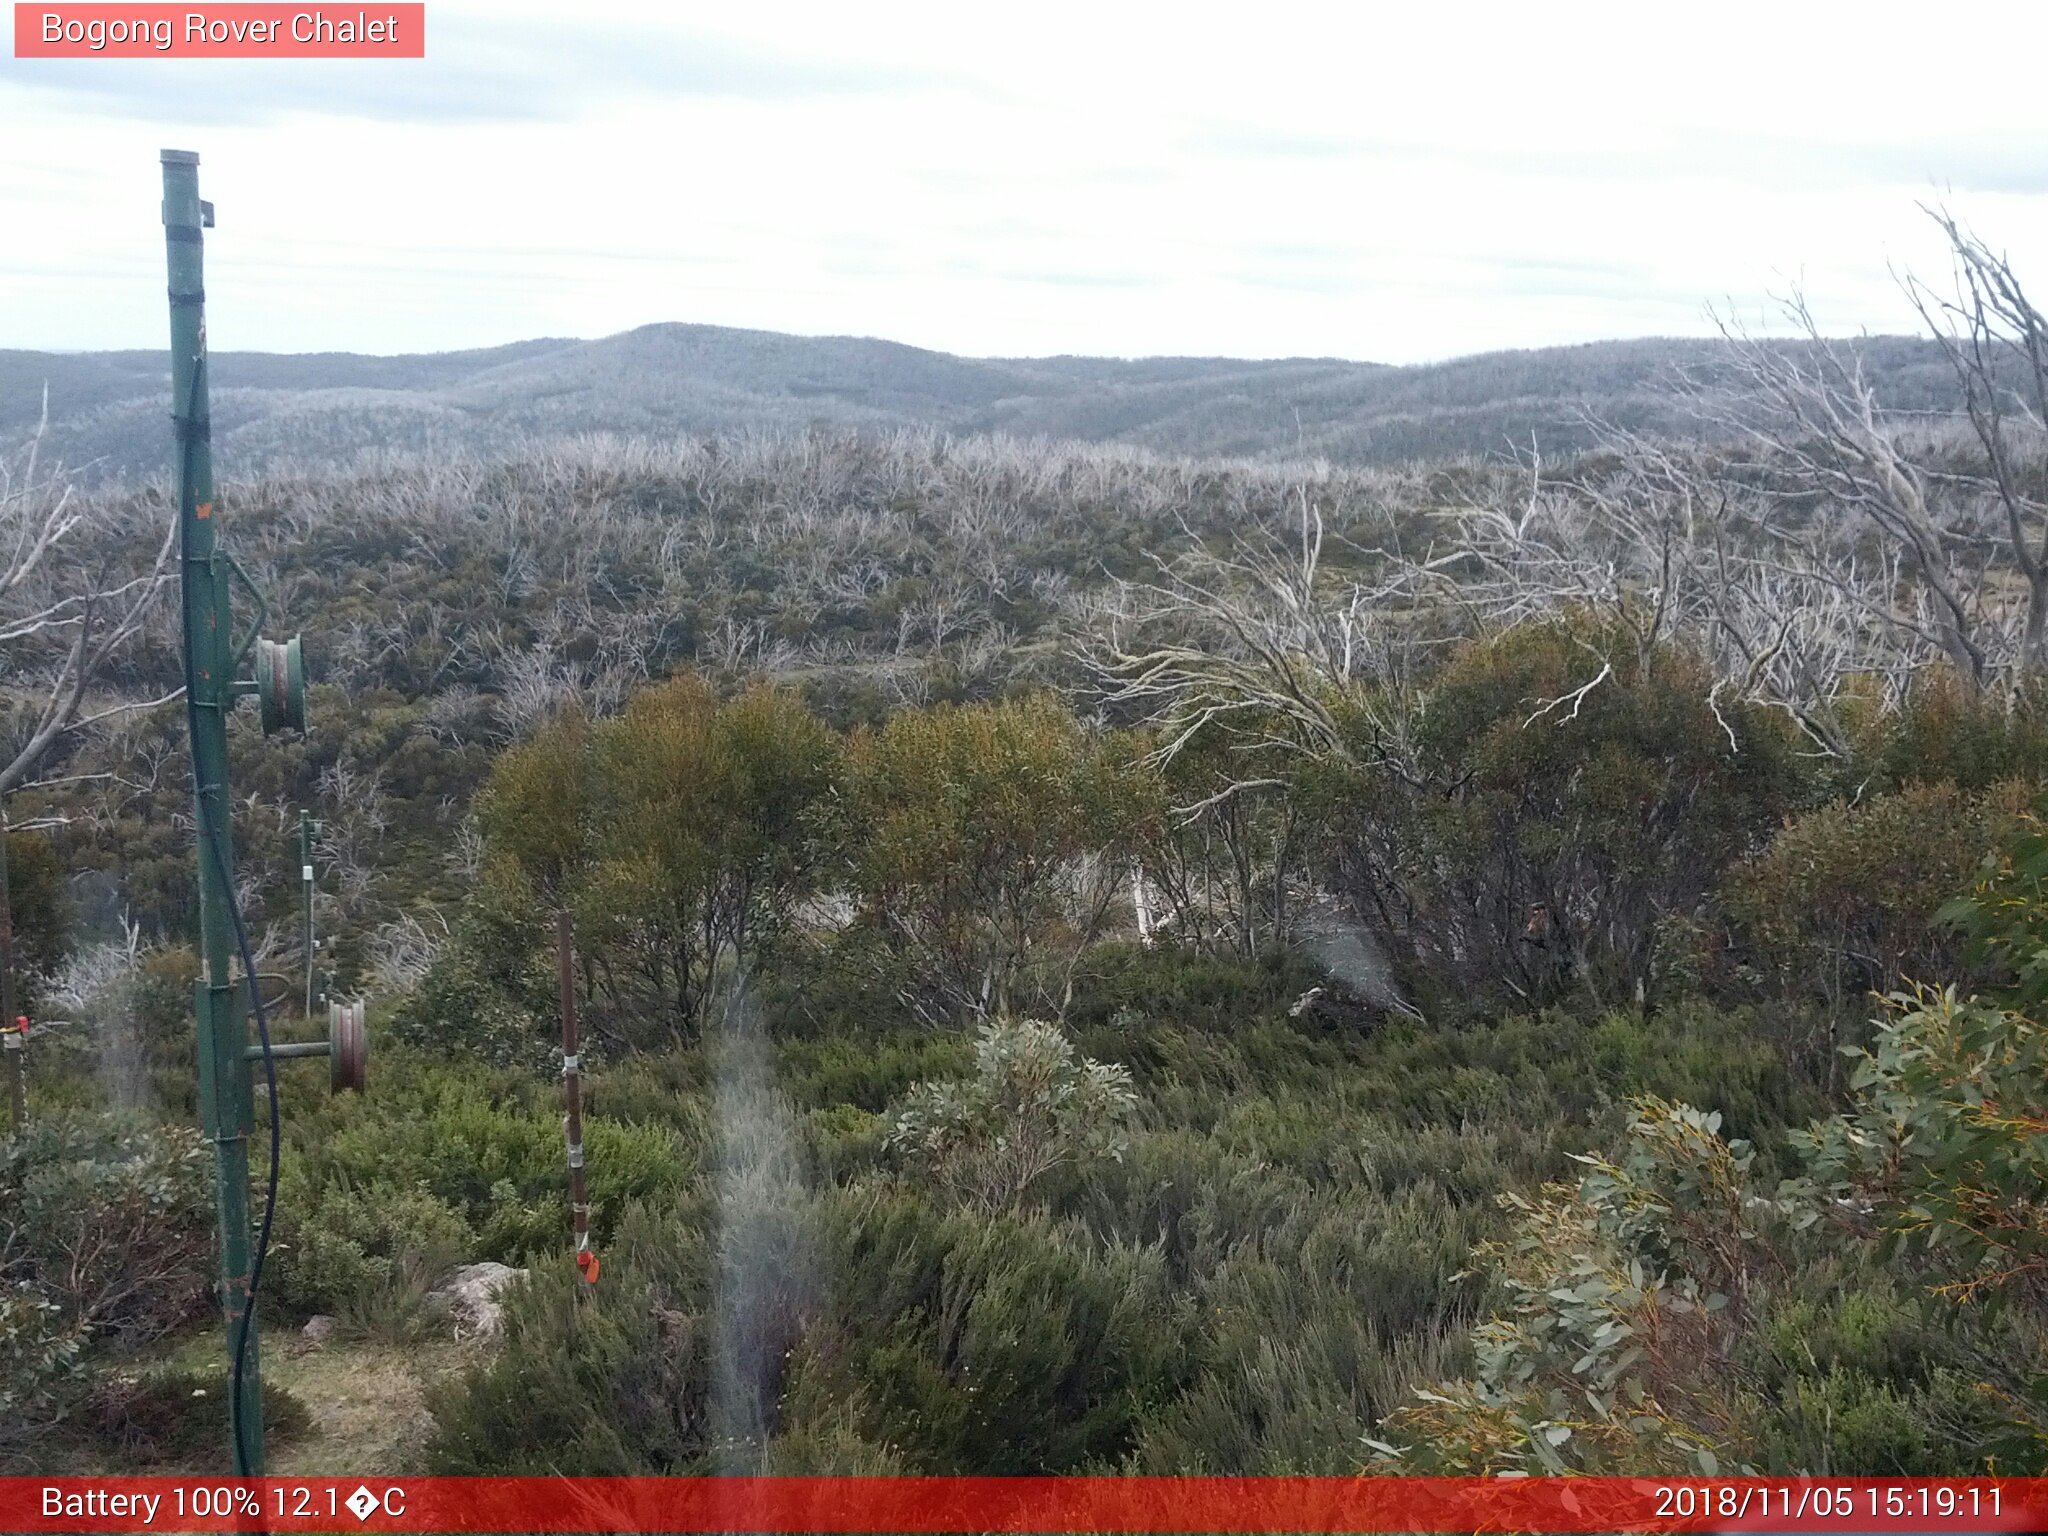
[301,810,319,1018]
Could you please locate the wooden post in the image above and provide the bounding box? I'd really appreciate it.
[0,815,20,1135]
[556,909,596,1286]
[2,1019,22,1136]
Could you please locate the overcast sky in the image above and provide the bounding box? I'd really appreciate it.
[5,1,2047,363]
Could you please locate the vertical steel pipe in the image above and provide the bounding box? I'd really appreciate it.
[163,147,265,1473]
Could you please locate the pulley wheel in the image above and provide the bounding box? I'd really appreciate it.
[257,635,307,735]
[328,997,367,1093]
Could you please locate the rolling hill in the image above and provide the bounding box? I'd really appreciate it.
[0,323,1964,482]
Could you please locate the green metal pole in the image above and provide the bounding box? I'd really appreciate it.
[301,810,315,1019]
[163,147,265,1475]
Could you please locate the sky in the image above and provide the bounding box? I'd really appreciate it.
[4,1,2048,364]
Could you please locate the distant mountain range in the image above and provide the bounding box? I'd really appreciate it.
[0,323,1966,481]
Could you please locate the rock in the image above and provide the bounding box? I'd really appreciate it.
[1294,899,1410,1016]
[427,1261,528,1338]
[1287,986,1326,1018]
[300,1314,338,1346]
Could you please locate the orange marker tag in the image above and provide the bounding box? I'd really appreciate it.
[196,501,213,519]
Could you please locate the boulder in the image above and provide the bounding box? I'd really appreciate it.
[300,1313,338,1346]
[427,1261,528,1338]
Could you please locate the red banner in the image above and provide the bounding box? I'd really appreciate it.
[13,4,424,58]
[4,1477,2044,1533]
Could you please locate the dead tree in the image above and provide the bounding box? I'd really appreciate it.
[1903,206,2048,674]
[1091,485,1420,772]
[1086,486,1426,952]
[1684,211,2048,704]
[0,395,177,799]
[1399,430,1936,758]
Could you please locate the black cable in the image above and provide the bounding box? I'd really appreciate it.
[212,777,280,1482]
[177,353,281,1479]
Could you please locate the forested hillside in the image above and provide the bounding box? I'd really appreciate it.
[12,220,2048,1478]
[0,327,1967,482]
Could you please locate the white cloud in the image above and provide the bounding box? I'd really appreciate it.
[4,0,2047,361]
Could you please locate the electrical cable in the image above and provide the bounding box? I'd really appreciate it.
[177,352,281,1479]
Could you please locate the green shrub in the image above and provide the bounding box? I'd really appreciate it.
[32,947,203,1119]
[885,1019,1137,1210]
[1940,812,2048,1015]
[1,829,72,1004]
[1735,1250,2043,1473]
[1582,1002,1827,1168]
[759,1358,906,1474]
[427,1195,716,1475]
[1865,671,2048,794]
[0,1112,212,1343]
[0,1283,85,1438]
[1131,1196,1471,1472]
[842,695,1146,1022]
[752,929,916,1040]
[1726,781,2026,1018]
[83,1368,310,1469]
[475,676,842,1046]
[1791,984,2048,1314]
[432,1180,1190,1476]
[283,1053,692,1263]
[817,1188,1189,1472]
[1371,1099,1775,1475]
[386,918,557,1070]
[775,1031,972,1113]
[0,1112,214,1464]
[1065,942,1312,1043]
[1324,620,1804,1011]
[270,1175,473,1333]
[802,1104,889,1186]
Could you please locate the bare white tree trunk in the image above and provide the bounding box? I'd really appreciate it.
[0,392,177,799]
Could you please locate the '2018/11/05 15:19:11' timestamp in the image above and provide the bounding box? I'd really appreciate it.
[1654,1483,2003,1522]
